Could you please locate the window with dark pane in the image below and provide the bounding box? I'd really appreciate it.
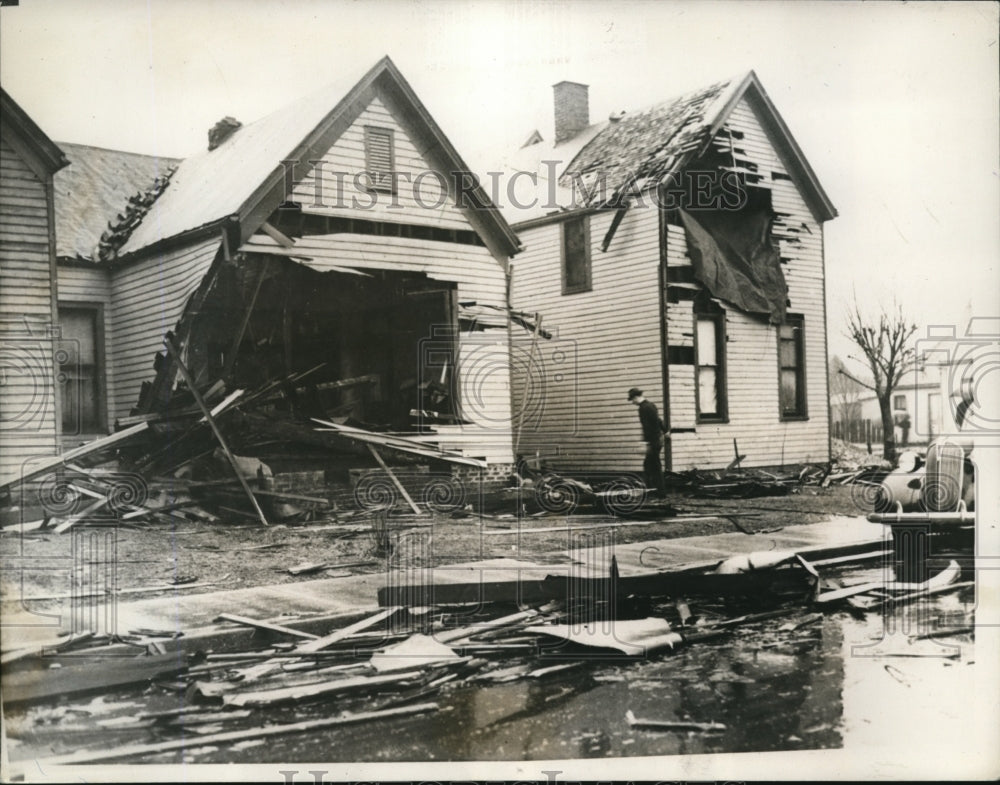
[364,126,395,193]
[58,306,104,434]
[778,314,806,418]
[561,216,591,294]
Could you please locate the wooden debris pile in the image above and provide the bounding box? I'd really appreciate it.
[3,540,975,766]
[662,465,824,499]
[0,363,491,534]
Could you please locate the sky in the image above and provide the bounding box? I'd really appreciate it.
[1,0,997,367]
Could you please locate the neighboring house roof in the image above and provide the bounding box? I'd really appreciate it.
[110,56,519,261]
[848,366,943,405]
[498,70,837,226]
[0,88,69,176]
[53,143,180,261]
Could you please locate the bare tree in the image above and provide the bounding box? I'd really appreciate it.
[829,354,864,427]
[841,300,917,463]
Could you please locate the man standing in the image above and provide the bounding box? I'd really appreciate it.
[628,387,665,495]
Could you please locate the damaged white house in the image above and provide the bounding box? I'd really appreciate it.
[501,72,838,473]
[2,57,526,488]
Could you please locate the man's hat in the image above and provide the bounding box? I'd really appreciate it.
[627,387,643,401]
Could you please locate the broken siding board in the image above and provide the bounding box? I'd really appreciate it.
[667,97,827,469]
[0,136,59,484]
[292,96,470,231]
[511,206,662,472]
[106,238,220,418]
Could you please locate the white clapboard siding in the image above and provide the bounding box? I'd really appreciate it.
[666,96,829,469]
[292,97,470,232]
[106,238,220,419]
[56,264,114,431]
[0,136,59,483]
[281,233,513,463]
[510,207,663,472]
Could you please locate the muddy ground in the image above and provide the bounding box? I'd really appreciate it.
[1,483,867,603]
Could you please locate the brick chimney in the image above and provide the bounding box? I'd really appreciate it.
[553,81,589,144]
[208,116,242,151]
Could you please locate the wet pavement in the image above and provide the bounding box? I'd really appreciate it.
[5,572,977,768]
[2,517,989,779]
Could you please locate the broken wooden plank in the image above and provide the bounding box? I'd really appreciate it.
[31,702,439,766]
[232,606,402,682]
[52,496,110,533]
[529,662,582,678]
[2,652,188,705]
[214,613,319,640]
[312,417,487,467]
[367,443,422,515]
[0,422,150,492]
[437,609,540,644]
[286,562,328,576]
[625,709,725,732]
[164,335,267,526]
[224,669,426,707]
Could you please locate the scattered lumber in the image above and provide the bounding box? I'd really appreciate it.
[232,606,402,682]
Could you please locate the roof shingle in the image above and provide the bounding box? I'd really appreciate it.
[54,143,179,260]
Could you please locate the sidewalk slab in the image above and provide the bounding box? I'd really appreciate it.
[6,517,889,641]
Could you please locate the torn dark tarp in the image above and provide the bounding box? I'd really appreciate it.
[679,205,787,324]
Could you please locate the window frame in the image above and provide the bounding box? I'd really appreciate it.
[56,302,107,436]
[893,394,907,411]
[363,125,396,194]
[694,301,728,423]
[777,313,808,420]
[560,215,592,295]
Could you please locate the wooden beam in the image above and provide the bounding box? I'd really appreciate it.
[2,652,187,705]
[514,313,542,455]
[0,421,150,491]
[367,444,422,515]
[221,261,268,381]
[312,417,487,467]
[52,497,109,533]
[164,335,269,527]
[29,703,439,766]
[215,613,319,640]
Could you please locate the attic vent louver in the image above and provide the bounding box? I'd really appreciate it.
[208,116,242,151]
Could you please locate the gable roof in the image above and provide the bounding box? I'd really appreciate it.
[500,70,837,226]
[114,56,519,261]
[53,143,180,260]
[0,88,68,177]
